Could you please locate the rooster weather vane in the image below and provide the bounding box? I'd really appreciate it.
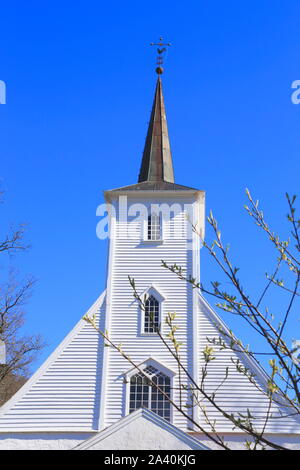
[150,37,171,75]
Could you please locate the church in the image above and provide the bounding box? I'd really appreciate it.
[0,56,299,450]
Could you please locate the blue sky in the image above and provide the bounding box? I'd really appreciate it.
[0,0,299,372]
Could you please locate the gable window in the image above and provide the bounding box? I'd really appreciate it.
[147,213,161,241]
[144,295,160,333]
[129,365,171,421]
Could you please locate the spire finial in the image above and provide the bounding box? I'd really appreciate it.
[150,37,171,75]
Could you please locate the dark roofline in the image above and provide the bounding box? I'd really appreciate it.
[107,181,201,192]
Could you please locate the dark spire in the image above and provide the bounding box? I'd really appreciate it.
[138,76,175,183]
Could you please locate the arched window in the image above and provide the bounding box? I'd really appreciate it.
[147,213,161,240]
[144,295,159,333]
[129,364,171,421]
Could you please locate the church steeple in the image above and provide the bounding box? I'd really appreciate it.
[108,41,199,193]
[138,75,174,184]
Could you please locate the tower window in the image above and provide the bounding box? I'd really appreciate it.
[147,213,161,240]
[129,365,171,421]
[144,295,160,333]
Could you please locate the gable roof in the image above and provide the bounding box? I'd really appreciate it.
[0,292,106,432]
[197,294,300,433]
[0,290,299,436]
[73,408,209,450]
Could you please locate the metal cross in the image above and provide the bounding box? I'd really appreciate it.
[150,37,171,73]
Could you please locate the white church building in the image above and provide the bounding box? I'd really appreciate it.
[0,69,299,450]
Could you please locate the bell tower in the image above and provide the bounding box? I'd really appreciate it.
[99,52,205,430]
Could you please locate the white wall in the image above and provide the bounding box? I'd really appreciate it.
[102,193,202,431]
[192,433,300,450]
[0,294,106,433]
[0,431,298,450]
[0,432,94,450]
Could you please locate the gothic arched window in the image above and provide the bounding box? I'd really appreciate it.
[129,364,171,421]
[144,295,160,333]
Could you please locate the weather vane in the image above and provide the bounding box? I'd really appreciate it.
[150,37,171,75]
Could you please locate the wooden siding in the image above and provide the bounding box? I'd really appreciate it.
[197,295,300,433]
[0,189,299,437]
[0,294,106,432]
[102,196,201,430]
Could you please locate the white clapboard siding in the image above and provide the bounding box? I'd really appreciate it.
[102,195,200,431]
[0,293,106,432]
[197,295,300,433]
[1,189,299,440]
